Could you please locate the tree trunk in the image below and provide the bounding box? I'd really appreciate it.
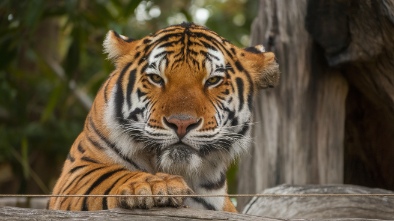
[238,0,394,211]
[237,0,348,210]
[298,0,394,191]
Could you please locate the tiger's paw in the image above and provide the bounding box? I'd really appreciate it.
[116,172,192,209]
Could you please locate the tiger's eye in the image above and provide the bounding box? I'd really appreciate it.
[206,76,223,87]
[148,74,164,85]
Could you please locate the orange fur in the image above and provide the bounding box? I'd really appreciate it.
[48,23,279,212]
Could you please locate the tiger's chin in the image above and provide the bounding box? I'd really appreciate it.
[158,143,203,175]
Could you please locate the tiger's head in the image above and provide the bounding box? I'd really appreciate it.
[100,23,279,176]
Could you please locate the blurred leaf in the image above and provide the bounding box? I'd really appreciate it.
[123,0,144,18]
[180,8,193,22]
[21,138,29,180]
[40,83,63,123]
[64,34,80,76]
[24,0,44,28]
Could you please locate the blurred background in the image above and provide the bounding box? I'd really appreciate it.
[0,0,258,194]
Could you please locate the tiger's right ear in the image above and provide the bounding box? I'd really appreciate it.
[103,30,134,63]
[241,45,280,89]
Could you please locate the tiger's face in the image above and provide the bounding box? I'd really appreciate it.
[102,23,279,175]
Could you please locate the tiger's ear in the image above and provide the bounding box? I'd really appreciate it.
[103,30,134,64]
[242,45,280,89]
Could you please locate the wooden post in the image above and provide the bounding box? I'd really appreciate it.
[238,0,394,211]
[237,0,348,210]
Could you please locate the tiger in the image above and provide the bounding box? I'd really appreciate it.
[48,22,279,212]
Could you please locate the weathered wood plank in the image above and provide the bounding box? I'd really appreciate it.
[244,184,394,220]
[0,197,48,209]
[0,206,280,221]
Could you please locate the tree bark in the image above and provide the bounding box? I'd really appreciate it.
[238,0,394,211]
[237,0,348,210]
[303,0,394,191]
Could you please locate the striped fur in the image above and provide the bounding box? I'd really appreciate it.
[48,23,279,212]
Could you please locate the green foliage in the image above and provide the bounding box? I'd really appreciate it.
[0,0,256,194]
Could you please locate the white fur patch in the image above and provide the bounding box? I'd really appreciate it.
[205,48,226,80]
[255,44,266,52]
[103,31,123,61]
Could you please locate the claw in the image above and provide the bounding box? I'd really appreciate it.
[116,172,191,209]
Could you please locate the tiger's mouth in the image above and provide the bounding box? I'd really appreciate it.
[162,142,198,162]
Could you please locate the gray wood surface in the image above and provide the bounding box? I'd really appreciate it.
[306,0,394,192]
[0,206,279,221]
[244,184,394,220]
[238,0,394,210]
[0,204,391,221]
[1,185,393,220]
[237,0,347,210]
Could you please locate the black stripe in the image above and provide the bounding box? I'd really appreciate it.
[143,39,151,44]
[194,132,219,139]
[154,33,182,45]
[89,117,115,147]
[134,51,141,60]
[230,117,238,127]
[102,172,130,210]
[234,61,244,72]
[136,88,147,99]
[62,166,105,195]
[89,117,115,149]
[81,156,99,164]
[235,78,244,111]
[67,153,75,162]
[81,168,125,211]
[88,118,143,171]
[244,76,254,112]
[200,172,226,190]
[155,26,183,35]
[102,80,110,103]
[244,46,262,54]
[191,197,216,210]
[154,50,167,58]
[230,47,236,55]
[239,123,250,136]
[126,69,136,108]
[199,37,234,58]
[77,142,85,153]
[247,82,254,111]
[127,107,145,121]
[224,107,235,123]
[115,62,132,125]
[87,136,105,150]
[144,130,167,137]
[69,165,87,173]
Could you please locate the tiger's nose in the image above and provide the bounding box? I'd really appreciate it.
[163,115,202,139]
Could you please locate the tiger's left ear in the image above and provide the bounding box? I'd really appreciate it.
[103,30,134,65]
[242,45,280,89]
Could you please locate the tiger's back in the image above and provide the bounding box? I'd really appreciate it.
[49,23,279,212]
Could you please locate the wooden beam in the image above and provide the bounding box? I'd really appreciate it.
[244,184,394,220]
[0,206,280,221]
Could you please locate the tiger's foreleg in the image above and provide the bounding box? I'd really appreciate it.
[49,166,192,210]
[111,172,193,209]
